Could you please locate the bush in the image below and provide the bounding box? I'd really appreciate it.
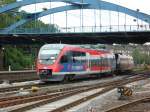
[132,49,150,65]
[4,46,34,70]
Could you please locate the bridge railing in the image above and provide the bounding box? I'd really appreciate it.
[0,25,149,34]
[62,25,150,33]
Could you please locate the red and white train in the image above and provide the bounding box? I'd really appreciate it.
[36,44,134,82]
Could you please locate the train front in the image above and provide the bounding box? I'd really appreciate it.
[36,44,64,81]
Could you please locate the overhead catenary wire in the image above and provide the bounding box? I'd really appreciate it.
[117,6,120,31]
[94,9,96,32]
[99,1,102,32]
[49,0,52,25]
[65,2,68,32]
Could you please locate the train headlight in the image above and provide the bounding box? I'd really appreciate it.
[50,57,55,59]
[39,60,42,63]
[52,60,56,63]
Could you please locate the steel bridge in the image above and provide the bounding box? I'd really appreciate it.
[0,0,150,44]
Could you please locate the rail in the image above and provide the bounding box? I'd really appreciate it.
[0,73,148,112]
[105,97,150,112]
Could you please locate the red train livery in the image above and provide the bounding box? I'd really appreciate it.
[36,44,134,81]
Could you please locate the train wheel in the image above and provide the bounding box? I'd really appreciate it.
[63,74,74,82]
[96,74,101,78]
[63,75,69,83]
[68,74,75,81]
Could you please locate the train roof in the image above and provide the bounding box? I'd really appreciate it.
[40,44,111,54]
[40,44,70,50]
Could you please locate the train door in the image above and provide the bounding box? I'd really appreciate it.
[101,54,104,73]
[102,54,108,73]
[60,51,71,72]
[86,53,90,72]
[71,51,86,72]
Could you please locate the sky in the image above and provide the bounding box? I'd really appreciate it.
[20,0,150,30]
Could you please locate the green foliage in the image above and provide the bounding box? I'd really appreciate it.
[0,0,15,5]
[4,46,34,70]
[20,20,60,32]
[0,0,20,28]
[132,49,150,65]
[0,13,20,28]
[143,64,149,70]
[0,0,60,33]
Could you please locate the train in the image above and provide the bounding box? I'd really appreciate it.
[36,44,134,82]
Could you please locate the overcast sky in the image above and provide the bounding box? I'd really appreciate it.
[20,0,150,29]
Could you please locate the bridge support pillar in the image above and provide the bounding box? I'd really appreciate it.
[0,46,4,70]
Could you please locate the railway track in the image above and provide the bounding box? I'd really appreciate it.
[0,75,126,98]
[0,81,41,93]
[0,69,143,83]
[0,70,148,93]
[0,73,149,112]
[106,97,150,112]
[0,76,121,94]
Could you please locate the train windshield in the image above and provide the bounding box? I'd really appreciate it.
[39,49,60,64]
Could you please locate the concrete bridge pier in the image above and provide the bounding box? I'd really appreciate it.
[0,45,4,70]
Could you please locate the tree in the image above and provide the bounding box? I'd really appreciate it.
[0,0,15,5]
[0,0,60,70]
[4,46,34,70]
[132,49,150,65]
[0,0,60,33]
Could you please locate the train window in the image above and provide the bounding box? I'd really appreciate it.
[90,57,101,67]
[103,58,106,66]
[103,58,108,66]
[60,55,68,63]
[71,51,86,63]
[102,58,105,66]
[38,49,61,65]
